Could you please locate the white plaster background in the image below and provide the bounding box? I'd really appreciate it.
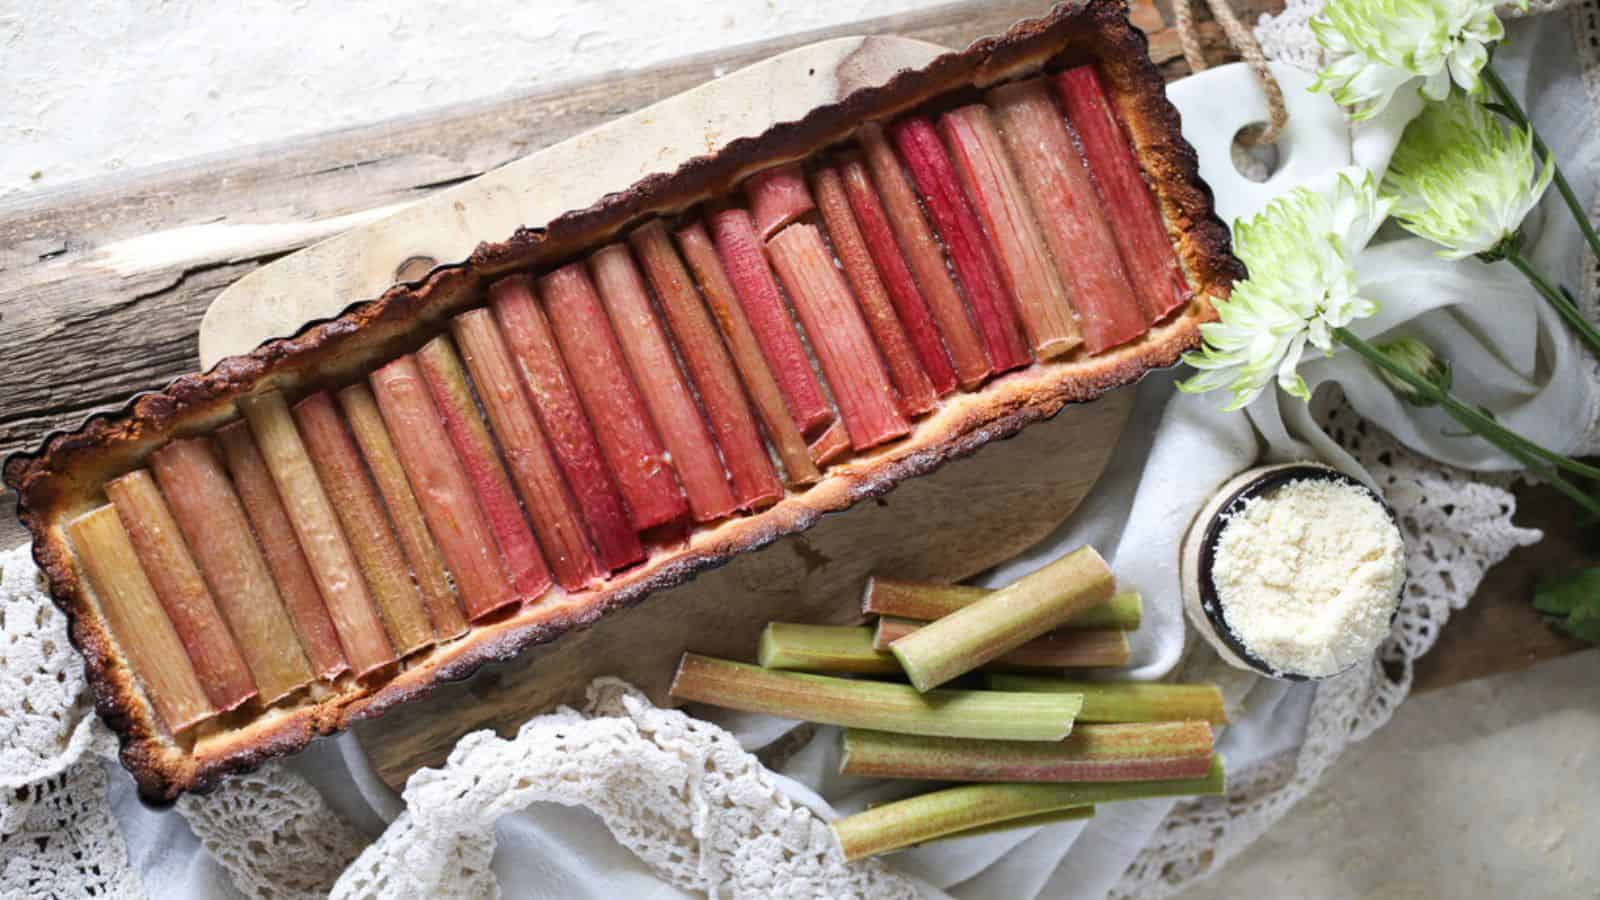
[0,0,932,197]
[3,2,1598,896]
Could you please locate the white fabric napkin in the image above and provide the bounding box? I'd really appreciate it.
[104,15,1596,899]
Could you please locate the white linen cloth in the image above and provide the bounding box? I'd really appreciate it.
[0,9,1593,899]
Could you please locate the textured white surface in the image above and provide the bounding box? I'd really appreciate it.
[0,0,933,197]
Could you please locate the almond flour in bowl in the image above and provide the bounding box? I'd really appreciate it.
[1180,463,1406,680]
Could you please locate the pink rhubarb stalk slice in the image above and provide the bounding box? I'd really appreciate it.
[631,221,784,510]
[414,337,554,602]
[987,79,1148,354]
[807,418,852,466]
[292,392,436,656]
[862,576,1142,631]
[675,221,821,486]
[838,722,1216,782]
[490,277,645,572]
[766,223,910,450]
[241,392,396,678]
[837,151,959,396]
[745,163,816,240]
[337,384,469,639]
[589,243,739,523]
[888,116,1031,373]
[216,421,349,680]
[68,506,216,732]
[538,263,690,532]
[369,357,519,621]
[938,103,1082,359]
[104,470,258,711]
[812,163,938,417]
[1052,66,1189,322]
[706,207,834,436]
[150,438,315,703]
[857,123,991,388]
[452,308,604,590]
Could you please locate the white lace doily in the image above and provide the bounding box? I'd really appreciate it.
[0,3,1589,897]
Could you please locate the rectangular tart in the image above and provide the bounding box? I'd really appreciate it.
[3,0,1240,801]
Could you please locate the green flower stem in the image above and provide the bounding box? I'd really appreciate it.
[1502,247,1600,358]
[1481,64,1600,266]
[1334,327,1600,516]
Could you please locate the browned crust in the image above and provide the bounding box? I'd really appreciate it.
[3,0,1242,802]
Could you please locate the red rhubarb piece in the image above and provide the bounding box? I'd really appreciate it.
[812,163,938,417]
[538,263,690,532]
[706,207,835,436]
[489,277,646,571]
[988,79,1149,353]
[631,221,785,510]
[889,116,1032,373]
[1053,66,1190,322]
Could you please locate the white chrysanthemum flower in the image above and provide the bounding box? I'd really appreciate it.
[1179,170,1391,410]
[1310,0,1519,120]
[1382,92,1553,259]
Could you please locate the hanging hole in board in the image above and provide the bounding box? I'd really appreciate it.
[1230,123,1280,184]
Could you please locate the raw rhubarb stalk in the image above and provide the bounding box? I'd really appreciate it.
[337,384,470,639]
[745,163,816,239]
[706,207,834,435]
[831,757,1225,860]
[490,277,645,571]
[293,391,436,656]
[105,470,258,711]
[1052,66,1189,321]
[983,675,1229,725]
[808,418,852,466]
[889,116,1031,373]
[887,546,1116,692]
[631,221,784,510]
[874,617,1131,670]
[987,79,1148,354]
[414,338,554,602]
[839,722,1214,783]
[857,123,991,388]
[812,163,938,416]
[939,104,1081,359]
[757,623,900,675]
[675,221,820,487]
[590,243,739,522]
[929,806,1095,843]
[68,506,216,733]
[369,358,519,621]
[216,421,349,679]
[766,224,910,450]
[538,263,689,531]
[241,392,396,677]
[452,309,604,589]
[862,577,1141,631]
[838,151,958,396]
[150,438,315,703]
[669,654,1081,741]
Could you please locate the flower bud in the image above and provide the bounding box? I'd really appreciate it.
[1375,337,1451,406]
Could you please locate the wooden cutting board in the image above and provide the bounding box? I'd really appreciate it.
[194,32,1137,788]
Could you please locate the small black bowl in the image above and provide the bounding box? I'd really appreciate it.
[1179,462,1403,681]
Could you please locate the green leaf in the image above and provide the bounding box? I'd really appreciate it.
[1532,569,1600,643]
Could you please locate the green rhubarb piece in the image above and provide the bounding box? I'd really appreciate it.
[669,654,1080,741]
[985,675,1228,725]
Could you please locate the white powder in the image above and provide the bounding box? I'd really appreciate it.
[1211,477,1405,678]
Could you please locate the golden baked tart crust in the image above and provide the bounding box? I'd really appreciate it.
[4,0,1242,801]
